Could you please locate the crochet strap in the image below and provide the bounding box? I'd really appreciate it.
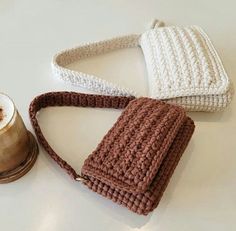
[51,20,164,97]
[52,35,140,97]
[29,92,135,181]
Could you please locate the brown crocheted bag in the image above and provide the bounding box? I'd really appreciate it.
[29,92,195,215]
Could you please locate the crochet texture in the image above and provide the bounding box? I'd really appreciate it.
[52,22,233,112]
[29,92,195,215]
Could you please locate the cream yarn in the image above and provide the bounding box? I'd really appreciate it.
[52,20,233,112]
[52,35,139,97]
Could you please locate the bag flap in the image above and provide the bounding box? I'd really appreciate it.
[82,98,186,193]
[139,26,230,99]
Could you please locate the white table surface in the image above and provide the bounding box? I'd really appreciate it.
[0,0,236,230]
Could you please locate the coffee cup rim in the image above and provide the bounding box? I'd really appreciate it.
[0,93,16,132]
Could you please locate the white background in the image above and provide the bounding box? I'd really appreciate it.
[0,0,236,230]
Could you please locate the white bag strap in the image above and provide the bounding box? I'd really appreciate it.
[52,20,164,97]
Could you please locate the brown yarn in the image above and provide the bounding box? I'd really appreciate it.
[29,92,134,180]
[29,92,194,215]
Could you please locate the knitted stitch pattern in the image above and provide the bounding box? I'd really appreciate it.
[52,23,233,112]
[84,117,194,215]
[82,98,186,193]
[29,92,195,215]
[140,26,233,111]
[29,92,134,180]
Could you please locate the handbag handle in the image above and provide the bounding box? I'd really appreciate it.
[51,20,164,98]
[52,35,140,97]
[29,92,134,181]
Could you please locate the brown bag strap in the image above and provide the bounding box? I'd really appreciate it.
[29,91,135,181]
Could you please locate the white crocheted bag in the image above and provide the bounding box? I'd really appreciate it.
[52,20,233,112]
